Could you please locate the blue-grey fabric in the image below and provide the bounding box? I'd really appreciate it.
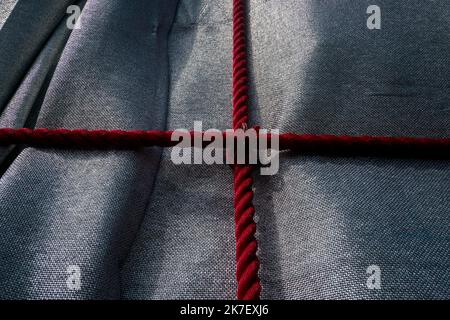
[0,0,449,299]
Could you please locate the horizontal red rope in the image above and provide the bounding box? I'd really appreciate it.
[279,133,450,158]
[0,128,449,158]
[0,128,177,148]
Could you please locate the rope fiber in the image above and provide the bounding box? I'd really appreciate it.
[231,0,262,300]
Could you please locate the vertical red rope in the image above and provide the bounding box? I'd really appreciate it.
[232,0,261,300]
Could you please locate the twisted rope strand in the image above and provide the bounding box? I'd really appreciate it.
[232,0,262,300]
[0,128,449,158]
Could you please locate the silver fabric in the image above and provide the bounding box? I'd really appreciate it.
[0,0,18,30]
[0,0,449,299]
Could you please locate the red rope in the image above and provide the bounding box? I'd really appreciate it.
[232,0,262,300]
[0,128,176,148]
[0,128,449,158]
[279,133,450,159]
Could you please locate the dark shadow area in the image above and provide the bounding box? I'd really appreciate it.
[293,1,450,137]
[0,0,77,112]
[0,0,87,179]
